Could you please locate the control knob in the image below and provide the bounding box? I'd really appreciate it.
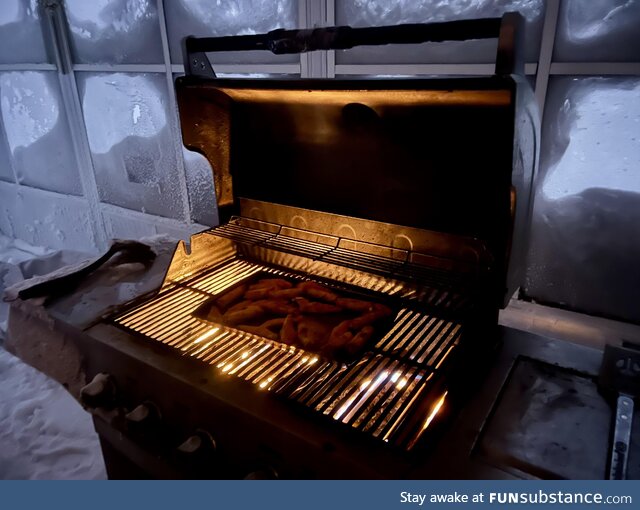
[124,402,161,435]
[79,373,116,409]
[177,429,217,456]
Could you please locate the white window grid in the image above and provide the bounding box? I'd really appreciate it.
[0,0,639,250]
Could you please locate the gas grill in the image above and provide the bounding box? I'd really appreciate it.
[9,13,544,479]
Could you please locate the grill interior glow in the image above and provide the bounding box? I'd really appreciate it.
[113,244,465,450]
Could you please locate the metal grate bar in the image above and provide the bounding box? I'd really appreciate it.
[183,329,230,358]
[188,260,263,294]
[199,333,255,364]
[377,310,432,354]
[117,287,198,326]
[419,324,461,366]
[335,359,400,424]
[264,235,335,259]
[212,223,276,245]
[413,320,458,365]
[211,335,262,368]
[291,363,347,403]
[231,345,281,379]
[275,359,339,398]
[129,298,206,340]
[187,330,239,360]
[377,373,433,442]
[170,321,214,349]
[269,354,325,395]
[357,364,424,432]
[322,248,404,276]
[119,290,207,332]
[141,305,205,341]
[316,356,387,414]
[386,316,443,363]
[252,350,304,389]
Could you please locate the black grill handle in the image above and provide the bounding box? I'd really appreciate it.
[184,12,524,78]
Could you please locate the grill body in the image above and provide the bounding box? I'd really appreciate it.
[50,14,539,478]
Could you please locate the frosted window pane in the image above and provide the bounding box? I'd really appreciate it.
[335,0,544,64]
[0,0,48,64]
[525,77,640,323]
[78,73,184,219]
[65,0,164,64]
[166,0,298,64]
[554,0,640,62]
[0,72,82,195]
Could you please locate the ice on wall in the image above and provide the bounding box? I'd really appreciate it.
[102,206,158,240]
[554,0,640,62]
[0,0,48,64]
[0,72,82,195]
[78,72,185,219]
[165,0,298,64]
[525,77,640,324]
[0,181,97,252]
[335,0,545,64]
[65,0,163,64]
[541,78,640,199]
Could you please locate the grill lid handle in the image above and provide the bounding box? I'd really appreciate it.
[184,12,524,78]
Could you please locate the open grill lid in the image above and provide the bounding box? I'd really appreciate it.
[174,13,539,308]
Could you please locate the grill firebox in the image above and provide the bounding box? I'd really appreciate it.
[112,218,477,451]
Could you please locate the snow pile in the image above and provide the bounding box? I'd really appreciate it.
[0,234,88,338]
[0,347,106,479]
[0,234,106,479]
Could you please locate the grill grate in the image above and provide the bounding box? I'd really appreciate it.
[208,220,478,292]
[113,256,464,450]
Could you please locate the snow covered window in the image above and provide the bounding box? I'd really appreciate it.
[334,0,545,64]
[65,0,164,64]
[77,72,185,219]
[525,77,640,322]
[165,0,298,65]
[554,0,640,62]
[0,71,81,195]
[0,0,49,64]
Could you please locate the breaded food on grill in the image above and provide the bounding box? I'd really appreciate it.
[280,314,299,344]
[297,316,333,350]
[217,284,248,309]
[224,305,264,325]
[252,299,298,315]
[294,297,342,314]
[297,281,338,303]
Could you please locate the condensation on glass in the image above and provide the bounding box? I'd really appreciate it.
[64,0,164,64]
[78,72,185,219]
[554,0,640,62]
[165,0,298,65]
[525,76,640,323]
[0,0,48,64]
[0,71,82,195]
[335,0,545,65]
